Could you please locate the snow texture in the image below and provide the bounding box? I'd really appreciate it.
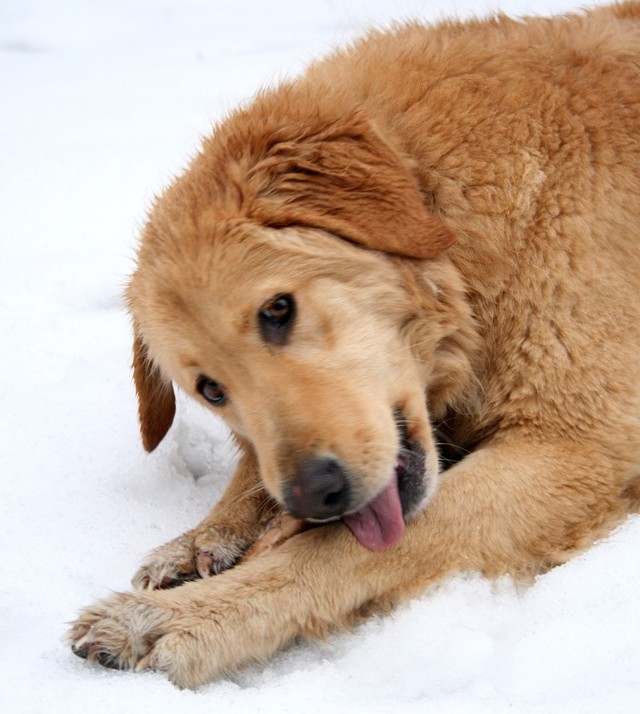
[1,1,638,712]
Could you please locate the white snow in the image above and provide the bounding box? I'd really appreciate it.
[1,1,638,712]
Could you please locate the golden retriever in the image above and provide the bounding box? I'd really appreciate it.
[68,2,640,687]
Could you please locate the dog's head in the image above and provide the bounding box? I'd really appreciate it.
[127,112,476,550]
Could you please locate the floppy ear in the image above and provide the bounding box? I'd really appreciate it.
[250,114,454,259]
[132,326,176,452]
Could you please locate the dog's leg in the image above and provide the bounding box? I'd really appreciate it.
[70,431,629,687]
[132,448,276,589]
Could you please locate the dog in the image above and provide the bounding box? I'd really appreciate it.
[68,2,640,687]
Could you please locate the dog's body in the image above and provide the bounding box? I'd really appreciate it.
[69,3,640,687]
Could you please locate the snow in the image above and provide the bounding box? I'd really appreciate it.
[1,0,639,711]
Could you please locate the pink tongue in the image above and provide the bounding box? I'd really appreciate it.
[343,472,405,551]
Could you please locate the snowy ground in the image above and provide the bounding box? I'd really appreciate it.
[1,0,639,711]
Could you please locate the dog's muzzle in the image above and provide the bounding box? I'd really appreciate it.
[281,415,428,551]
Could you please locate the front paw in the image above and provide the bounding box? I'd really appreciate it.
[67,591,172,672]
[67,591,214,688]
[132,528,247,591]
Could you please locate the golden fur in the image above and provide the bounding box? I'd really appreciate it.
[68,3,640,687]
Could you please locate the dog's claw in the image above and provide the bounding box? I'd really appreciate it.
[96,650,125,670]
[71,644,89,660]
[72,640,124,670]
[135,653,154,672]
[195,551,214,578]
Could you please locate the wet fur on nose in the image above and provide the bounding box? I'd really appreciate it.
[283,457,352,520]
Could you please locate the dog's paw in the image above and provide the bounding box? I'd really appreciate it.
[132,528,247,591]
[67,591,213,688]
[67,592,173,672]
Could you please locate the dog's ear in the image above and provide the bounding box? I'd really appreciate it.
[132,326,176,452]
[251,115,454,259]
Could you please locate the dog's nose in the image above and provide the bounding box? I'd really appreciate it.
[283,457,351,520]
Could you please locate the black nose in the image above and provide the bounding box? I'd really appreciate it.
[283,457,351,520]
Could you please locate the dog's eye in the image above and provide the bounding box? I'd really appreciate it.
[258,293,296,345]
[196,377,227,406]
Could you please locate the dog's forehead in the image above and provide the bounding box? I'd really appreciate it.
[136,225,300,336]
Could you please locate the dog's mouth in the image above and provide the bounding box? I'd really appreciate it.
[343,417,427,551]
